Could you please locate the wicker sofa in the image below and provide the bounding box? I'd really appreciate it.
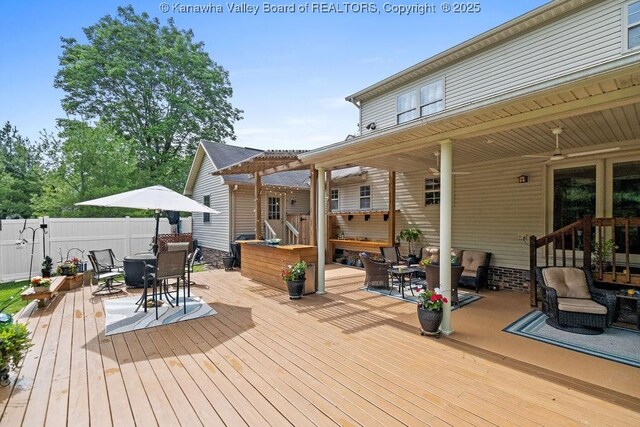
[535,266,616,334]
[420,247,492,292]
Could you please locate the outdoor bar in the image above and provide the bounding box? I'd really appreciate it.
[239,241,317,294]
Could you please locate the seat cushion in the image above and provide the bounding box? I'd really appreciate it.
[460,251,487,272]
[421,247,440,263]
[557,298,607,315]
[461,270,477,278]
[542,267,591,298]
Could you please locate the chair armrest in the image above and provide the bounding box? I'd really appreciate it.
[590,289,617,326]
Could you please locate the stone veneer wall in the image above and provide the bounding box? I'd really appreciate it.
[488,266,530,292]
[200,247,229,269]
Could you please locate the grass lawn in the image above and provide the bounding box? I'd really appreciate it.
[0,280,30,315]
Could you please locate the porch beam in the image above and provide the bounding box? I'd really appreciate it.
[388,170,396,246]
[255,173,263,240]
[439,139,453,335]
[316,167,327,295]
[312,84,640,169]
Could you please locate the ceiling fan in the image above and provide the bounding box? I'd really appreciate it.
[522,128,620,162]
[429,152,470,176]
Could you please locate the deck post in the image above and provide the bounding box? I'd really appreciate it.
[440,139,453,335]
[316,167,326,295]
[309,165,317,246]
[255,173,263,240]
[388,170,396,246]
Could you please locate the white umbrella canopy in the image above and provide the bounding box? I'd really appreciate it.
[75,185,219,214]
[76,185,219,254]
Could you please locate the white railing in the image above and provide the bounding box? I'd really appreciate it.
[0,216,192,282]
[285,221,299,245]
[263,220,277,241]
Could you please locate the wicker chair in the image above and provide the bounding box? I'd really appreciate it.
[535,267,616,335]
[359,253,389,290]
[423,265,464,307]
[380,246,407,266]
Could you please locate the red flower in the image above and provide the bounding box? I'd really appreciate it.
[430,295,438,302]
[443,297,448,303]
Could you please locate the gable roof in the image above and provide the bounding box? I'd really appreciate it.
[183,142,310,195]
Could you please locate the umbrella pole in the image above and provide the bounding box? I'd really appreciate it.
[153,210,160,255]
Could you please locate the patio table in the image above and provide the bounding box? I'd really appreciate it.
[124,253,156,288]
[388,266,420,298]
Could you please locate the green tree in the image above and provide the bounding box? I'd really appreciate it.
[31,121,139,217]
[0,122,44,218]
[54,5,242,187]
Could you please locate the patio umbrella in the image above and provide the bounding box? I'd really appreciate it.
[75,185,219,253]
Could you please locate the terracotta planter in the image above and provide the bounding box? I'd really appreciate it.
[286,279,305,299]
[417,305,443,333]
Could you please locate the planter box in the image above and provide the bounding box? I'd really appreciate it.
[59,273,84,291]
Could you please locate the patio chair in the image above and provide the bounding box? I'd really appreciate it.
[380,245,407,266]
[89,249,124,273]
[422,265,464,307]
[535,266,616,334]
[186,247,200,297]
[359,253,389,290]
[88,253,123,295]
[137,250,188,319]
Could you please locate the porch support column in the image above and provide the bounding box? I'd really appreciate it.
[439,139,453,335]
[316,167,327,294]
[388,170,396,246]
[255,173,263,240]
[309,165,317,246]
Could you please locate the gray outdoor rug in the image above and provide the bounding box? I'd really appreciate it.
[503,310,640,368]
[104,294,216,336]
[362,285,482,310]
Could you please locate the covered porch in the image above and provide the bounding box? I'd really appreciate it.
[2,267,639,425]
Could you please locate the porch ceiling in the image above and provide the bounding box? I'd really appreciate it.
[302,65,640,173]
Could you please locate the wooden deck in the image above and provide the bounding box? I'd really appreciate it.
[1,265,639,426]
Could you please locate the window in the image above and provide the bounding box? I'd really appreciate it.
[627,0,640,50]
[330,189,339,211]
[396,91,417,124]
[425,178,441,205]
[268,197,280,220]
[203,195,211,223]
[613,160,640,253]
[359,185,371,210]
[553,166,596,249]
[420,80,444,117]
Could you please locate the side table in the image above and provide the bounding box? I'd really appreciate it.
[614,292,640,329]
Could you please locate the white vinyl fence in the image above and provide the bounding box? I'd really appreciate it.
[0,217,192,282]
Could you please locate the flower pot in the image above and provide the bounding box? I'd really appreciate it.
[406,255,420,265]
[61,266,75,276]
[41,269,51,278]
[286,279,305,299]
[0,365,10,387]
[31,286,50,293]
[417,305,443,333]
[222,255,235,271]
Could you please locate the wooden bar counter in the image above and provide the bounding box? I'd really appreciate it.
[239,242,317,294]
[329,239,390,256]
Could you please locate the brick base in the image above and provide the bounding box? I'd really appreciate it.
[488,266,530,292]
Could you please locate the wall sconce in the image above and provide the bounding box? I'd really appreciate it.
[517,175,529,184]
[365,122,376,130]
[290,199,296,205]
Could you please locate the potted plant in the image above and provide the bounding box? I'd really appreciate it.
[41,256,53,277]
[416,287,448,335]
[30,276,52,293]
[56,260,79,277]
[222,253,235,271]
[398,228,423,264]
[591,239,618,272]
[282,260,307,300]
[0,323,32,387]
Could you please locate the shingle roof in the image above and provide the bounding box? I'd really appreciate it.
[201,141,262,169]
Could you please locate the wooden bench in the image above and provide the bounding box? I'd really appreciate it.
[21,276,65,308]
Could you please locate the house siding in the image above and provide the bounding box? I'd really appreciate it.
[360,0,624,133]
[333,157,544,269]
[191,158,230,252]
[232,187,256,239]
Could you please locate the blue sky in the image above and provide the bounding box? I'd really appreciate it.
[1,0,547,150]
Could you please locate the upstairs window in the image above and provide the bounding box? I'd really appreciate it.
[203,195,211,223]
[628,0,640,49]
[396,91,417,124]
[359,185,371,210]
[425,178,441,205]
[420,80,444,117]
[330,189,339,211]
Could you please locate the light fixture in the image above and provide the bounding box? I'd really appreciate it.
[290,199,297,205]
[517,175,529,184]
[365,122,376,130]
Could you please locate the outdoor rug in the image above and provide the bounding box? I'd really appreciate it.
[104,294,216,336]
[362,285,482,310]
[503,310,640,368]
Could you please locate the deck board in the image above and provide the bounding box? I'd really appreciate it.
[2,267,639,426]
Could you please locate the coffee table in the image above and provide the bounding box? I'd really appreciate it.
[388,267,420,298]
[615,291,640,329]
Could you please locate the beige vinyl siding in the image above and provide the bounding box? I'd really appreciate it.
[191,158,230,252]
[232,187,256,239]
[360,0,624,130]
[334,158,544,268]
